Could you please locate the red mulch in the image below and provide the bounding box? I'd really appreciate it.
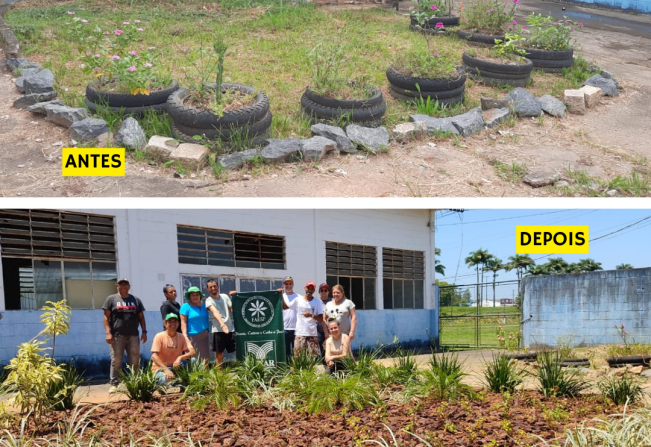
[11,391,617,446]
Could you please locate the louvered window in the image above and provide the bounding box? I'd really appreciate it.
[177,226,285,270]
[325,242,376,310]
[383,248,425,309]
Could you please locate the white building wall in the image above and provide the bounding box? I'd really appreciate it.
[0,209,437,373]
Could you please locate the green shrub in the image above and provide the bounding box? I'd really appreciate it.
[391,347,419,385]
[430,351,464,376]
[303,374,380,414]
[46,362,84,411]
[599,372,644,405]
[535,351,588,398]
[235,354,276,385]
[183,367,243,410]
[120,364,165,403]
[404,368,474,402]
[174,359,209,388]
[289,349,321,372]
[483,354,524,393]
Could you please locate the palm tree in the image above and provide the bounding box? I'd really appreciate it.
[505,254,535,282]
[465,248,494,307]
[484,257,503,307]
[435,248,445,276]
[527,264,551,276]
[576,258,603,272]
[546,257,570,274]
[616,263,634,270]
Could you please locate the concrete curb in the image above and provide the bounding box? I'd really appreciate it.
[0,4,21,59]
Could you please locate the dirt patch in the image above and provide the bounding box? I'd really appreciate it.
[7,391,619,446]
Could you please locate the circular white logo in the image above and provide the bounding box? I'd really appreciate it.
[241,296,275,328]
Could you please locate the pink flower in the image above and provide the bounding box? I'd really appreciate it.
[134,19,141,23]
[513,19,517,24]
[81,19,88,23]
[105,31,110,35]
[144,62,153,67]
[66,11,75,14]
[522,25,527,29]
[94,53,100,57]
[508,25,513,29]
[624,330,629,334]
[579,22,583,26]
[127,66,136,72]
[137,28,144,31]
[435,22,444,28]
[114,29,123,35]
[433,52,440,56]
[111,55,120,60]
[621,323,625,327]
[431,3,438,8]
[129,51,137,55]
[488,8,493,11]
[93,67,100,72]
[620,345,625,349]
[123,21,130,25]
[409,6,414,9]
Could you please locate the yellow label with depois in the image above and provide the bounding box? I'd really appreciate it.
[62,148,125,176]
[516,226,589,254]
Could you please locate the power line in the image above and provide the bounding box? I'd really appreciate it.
[436,210,574,226]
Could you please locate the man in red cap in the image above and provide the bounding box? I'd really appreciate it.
[286,280,324,357]
[316,283,332,358]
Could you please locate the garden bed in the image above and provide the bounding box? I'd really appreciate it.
[6,391,616,446]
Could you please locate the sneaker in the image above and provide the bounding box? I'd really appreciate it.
[108,385,119,394]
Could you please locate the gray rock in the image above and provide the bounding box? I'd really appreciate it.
[301,136,337,161]
[45,105,91,128]
[69,118,110,142]
[15,68,42,92]
[13,91,57,109]
[505,88,542,117]
[409,114,460,135]
[115,117,147,150]
[482,108,511,128]
[392,122,427,140]
[219,149,261,170]
[260,138,303,162]
[345,125,390,153]
[27,99,65,115]
[524,170,559,187]
[584,74,619,96]
[480,97,513,111]
[600,70,615,80]
[310,123,356,153]
[450,108,484,137]
[538,95,566,118]
[4,58,42,75]
[23,69,55,94]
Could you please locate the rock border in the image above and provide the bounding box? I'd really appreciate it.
[0,5,20,59]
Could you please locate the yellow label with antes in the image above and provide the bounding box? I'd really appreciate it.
[516,225,589,254]
[62,148,125,176]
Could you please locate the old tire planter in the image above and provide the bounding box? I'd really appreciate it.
[300,86,386,127]
[173,110,273,141]
[171,122,269,147]
[86,80,179,110]
[560,358,590,368]
[507,352,537,362]
[85,98,168,115]
[457,30,504,46]
[520,48,574,73]
[607,355,651,367]
[462,52,533,87]
[409,24,446,35]
[410,16,460,28]
[386,66,466,106]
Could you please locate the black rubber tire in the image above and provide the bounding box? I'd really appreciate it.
[388,88,465,106]
[474,75,531,87]
[173,110,273,140]
[463,65,532,80]
[507,352,537,361]
[560,361,590,368]
[607,355,651,367]
[86,81,179,107]
[300,94,386,123]
[462,52,534,75]
[389,83,466,99]
[170,122,269,147]
[534,66,568,74]
[562,358,590,363]
[457,30,504,45]
[409,24,447,35]
[303,86,384,109]
[166,83,270,129]
[386,66,466,92]
[520,47,574,61]
[410,16,460,27]
[85,97,168,115]
[526,57,575,69]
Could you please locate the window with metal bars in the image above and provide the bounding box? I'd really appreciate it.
[325,242,377,310]
[177,226,285,270]
[383,248,425,309]
[0,210,117,310]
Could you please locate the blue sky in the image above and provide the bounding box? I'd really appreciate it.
[434,209,651,284]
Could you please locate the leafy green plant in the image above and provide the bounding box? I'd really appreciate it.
[535,351,588,398]
[521,13,582,51]
[183,367,242,410]
[391,347,419,385]
[174,359,209,388]
[459,0,518,33]
[495,325,523,350]
[429,351,464,376]
[408,0,453,20]
[302,373,380,414]
[40,300,72,358]
[120,364,165,403]
[599,372,644,405]
[491,160,527,183]
[46,362,84,411]
[492,32,527,61]
[404,367,474,401]
[483,354,524,393]
[289,349,321,372]
[234,354,276,385]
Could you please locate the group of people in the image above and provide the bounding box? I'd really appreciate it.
[101,275,358,390]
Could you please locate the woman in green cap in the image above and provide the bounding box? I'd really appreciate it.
[180,286,210,363]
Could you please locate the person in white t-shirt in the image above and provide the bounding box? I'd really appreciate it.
[285,280,324,357]
[281,276,300,359]
[204,279,235,368]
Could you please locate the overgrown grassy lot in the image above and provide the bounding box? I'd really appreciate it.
[6,0,599,141]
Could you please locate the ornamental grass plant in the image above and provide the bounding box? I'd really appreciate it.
[483,353,524,393]
[535,351,588,398]
[120,364,166,403]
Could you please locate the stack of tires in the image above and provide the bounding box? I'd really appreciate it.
[462,52,533,87]
[85,80,179,115]
[409,16,460,34]
[520,48,574,73]
[457,30,504,46]
[386,66,466,106]
[300,86,386,127]
[167,83,272,146]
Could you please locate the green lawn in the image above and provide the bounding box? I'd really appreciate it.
[6,0,599,141]
[439,309,520,348]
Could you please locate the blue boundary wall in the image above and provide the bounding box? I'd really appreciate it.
[521,267,651,348]
[0,309,437,377]
[570,0,651,13]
